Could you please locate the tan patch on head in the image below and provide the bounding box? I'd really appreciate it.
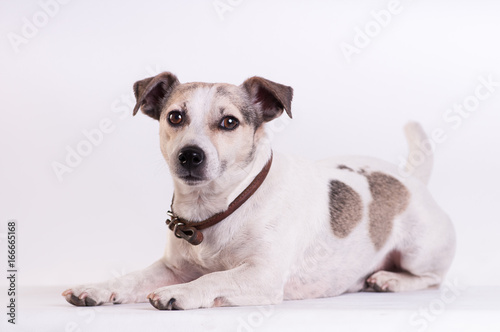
[366,172,410,250]
[329,180,363,238]
[166,82,213,106]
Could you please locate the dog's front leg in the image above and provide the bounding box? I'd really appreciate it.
[148,263,284,310]
[62,259,182,306]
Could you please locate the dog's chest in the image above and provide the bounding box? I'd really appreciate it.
[169,231,249,274]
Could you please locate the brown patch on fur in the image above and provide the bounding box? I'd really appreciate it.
[337,164,354,172]
[365,172,410,250]
[329,180,363,238]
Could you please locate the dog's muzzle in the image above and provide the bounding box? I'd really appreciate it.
[176,146,207,183]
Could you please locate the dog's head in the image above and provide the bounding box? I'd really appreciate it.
[132,72,293,186]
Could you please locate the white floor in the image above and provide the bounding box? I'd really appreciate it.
[3,286,500,332]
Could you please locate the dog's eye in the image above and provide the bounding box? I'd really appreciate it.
[219,116,239,130]
[168,111,183,126]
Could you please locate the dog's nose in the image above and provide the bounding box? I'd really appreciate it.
[178,147,205,169]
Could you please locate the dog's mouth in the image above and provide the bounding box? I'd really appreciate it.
[178,173,206,185]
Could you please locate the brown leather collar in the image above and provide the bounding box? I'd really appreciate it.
[165,152,273,245]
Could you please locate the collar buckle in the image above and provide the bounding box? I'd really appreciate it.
[166,211,204,245]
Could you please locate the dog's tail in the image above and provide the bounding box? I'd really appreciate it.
[403,122,433,185]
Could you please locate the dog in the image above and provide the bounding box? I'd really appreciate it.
[63,72,456,310]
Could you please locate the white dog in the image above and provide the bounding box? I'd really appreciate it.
[63,72,456,310]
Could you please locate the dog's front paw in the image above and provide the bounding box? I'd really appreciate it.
[62,285,116,307]
[148,284,215,310]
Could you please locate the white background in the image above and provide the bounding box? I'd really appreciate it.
[1,0,499,290]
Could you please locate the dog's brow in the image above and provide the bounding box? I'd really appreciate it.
[182,82,211,91]
[216,85,231,96]
[212,85,261,128]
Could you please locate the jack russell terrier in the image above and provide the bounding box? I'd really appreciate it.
[63,72,456,310]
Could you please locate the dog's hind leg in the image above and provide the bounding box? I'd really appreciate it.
[366,204,456,292]
[365,123,456,293]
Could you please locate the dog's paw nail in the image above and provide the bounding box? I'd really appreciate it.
[79,292,88,300]
[167,298,177,310]
[62,289,73,296]
[150,296,180,310]
[366,278,376,287]
[149,297,158,308]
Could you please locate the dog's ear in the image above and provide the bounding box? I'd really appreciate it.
[242,76,293,122]
[132,72,180,120]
